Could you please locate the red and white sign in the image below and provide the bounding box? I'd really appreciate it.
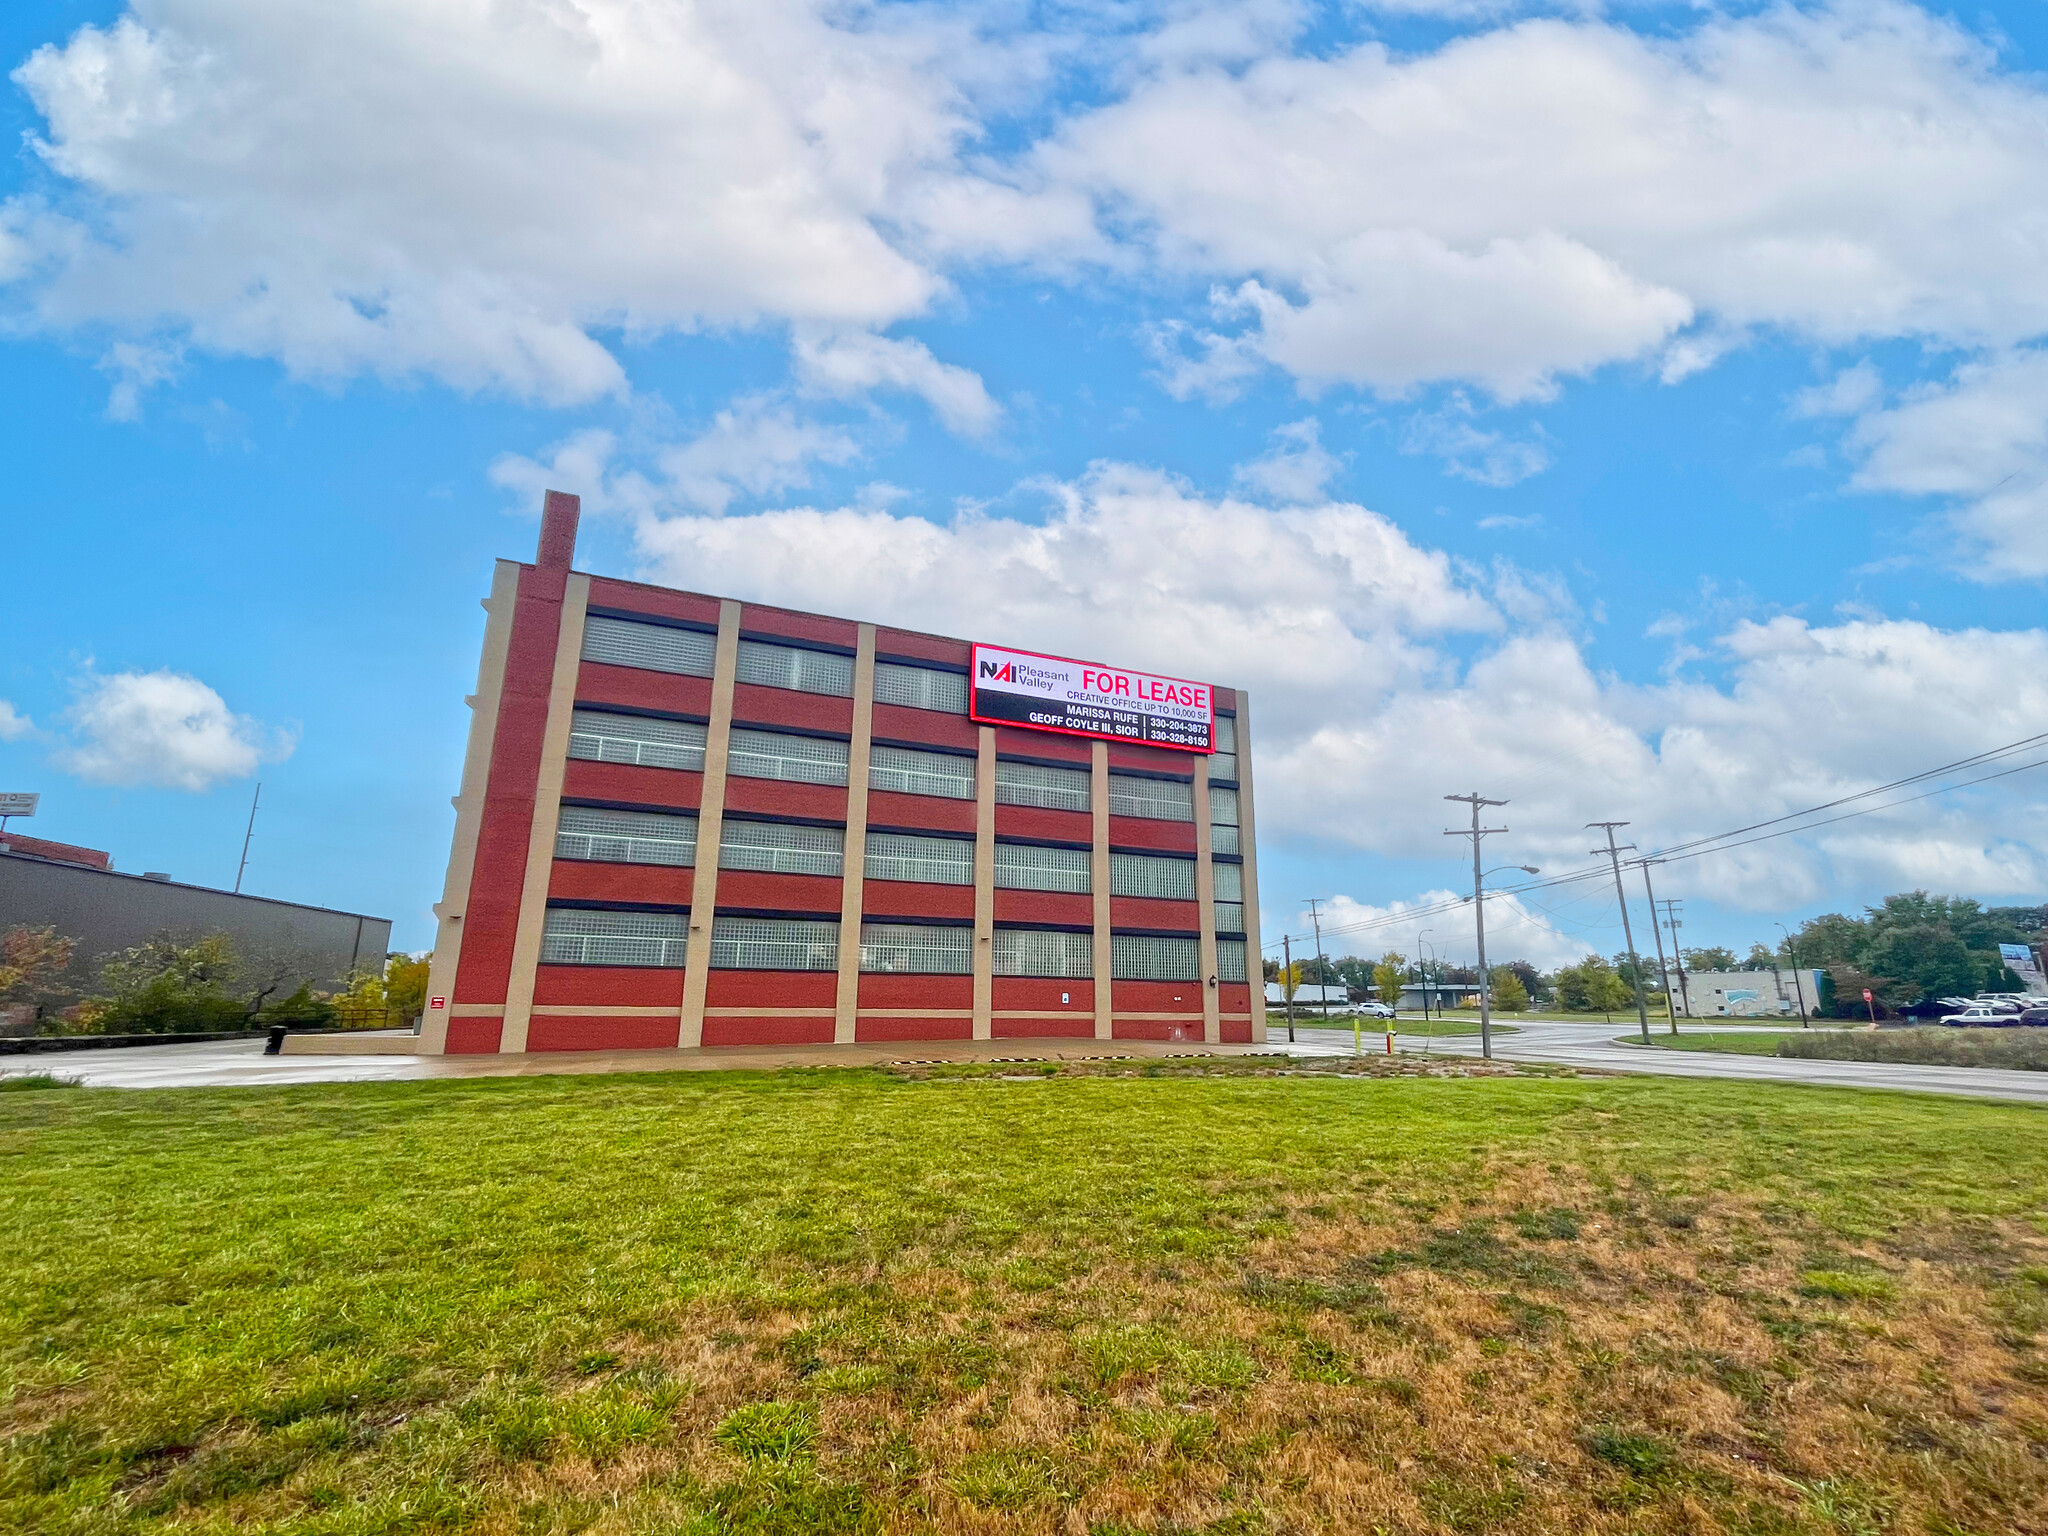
[968,644,1213,752]
[429,995,447,1011]
[1861,989,1873,1003]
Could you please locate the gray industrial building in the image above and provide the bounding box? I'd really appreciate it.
[0,839,391,996]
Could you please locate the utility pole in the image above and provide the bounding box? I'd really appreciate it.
[1281,933,1297,1043]
[1589,821,1651,1045]
[1775,922,1809,1028]
[1659,900,1690,1019]
[1415,928,1432,1023]
[1305,898,1331,1023]
[1445,793,1508,1060]
[1639,858,1678,1036]
[234,782,263,894]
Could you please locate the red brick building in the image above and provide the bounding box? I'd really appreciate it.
[420,491,1263,1054]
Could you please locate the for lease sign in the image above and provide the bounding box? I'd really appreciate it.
[969,644,1213,752]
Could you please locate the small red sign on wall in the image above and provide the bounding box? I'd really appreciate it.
[430,996,446,1010]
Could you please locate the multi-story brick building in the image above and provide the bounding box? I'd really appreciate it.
[420,491,1263,1054]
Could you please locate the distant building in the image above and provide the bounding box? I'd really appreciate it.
[0,836,391,996]
[1264,983,1359,1010]
[1672,968,1822,1019]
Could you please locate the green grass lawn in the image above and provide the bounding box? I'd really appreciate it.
[5,1067,2048,1535]
[1614,1031,1807,1056]
[1276,1017,1515,1038]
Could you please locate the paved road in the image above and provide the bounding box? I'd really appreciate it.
[1271,1019,2048,1105]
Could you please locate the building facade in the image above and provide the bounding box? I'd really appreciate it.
[421,492,1264,1054]
[1672,968,1823,1019]
[0,842,391,997]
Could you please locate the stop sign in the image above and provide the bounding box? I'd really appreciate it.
[1862,989,1873,1002]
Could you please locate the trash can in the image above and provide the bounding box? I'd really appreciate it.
[264,1025,288,1055]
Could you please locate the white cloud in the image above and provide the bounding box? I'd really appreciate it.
[57,670,291,791]
[792,331,999,436]
[1400,393,1550,486]
[1300,891,1588,971]
[0,701,32,741]
[1793,361,1885,419]
[1835,348,2048,580]
[567,464,2048,911]
[7,2,1003,401]
[1232,417,1342,502]
[96,340,181,421]
[492,398,861,518]
[1037,3,2048,398]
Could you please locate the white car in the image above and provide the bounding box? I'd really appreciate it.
[1356,1001,1397,1019]
[1940,1005,2016,1027]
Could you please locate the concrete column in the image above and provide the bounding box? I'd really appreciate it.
[498,572,591,1053]
[1194,752,1221,1045]
[679,599,743,1047]
[420,560,521,1055]
[1091,740,1112,1041]
[1233,695,1268,1042]
[973,725,996,1040]
[833,624,877,1044]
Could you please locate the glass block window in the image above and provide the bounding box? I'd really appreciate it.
[555,805,697,866]
[869,744,975,800]
[1109,774,1194,821]
[1217,938,1248,983]
[1208,785,1239,826]
[709,915,839,970]
[1211,823,1240,855]
[1214,902,1246,934]
[994,928,1094,978]
[734,639,854,697]
[864,832,974,885]
[718,819,844,877]
[726,729,850,786]
[541,907,687,967]
[859,922,972,974]
[873,662,969,713]
[993,841,1090,893]
[1211,716,1238,784]
[1212,862,1243,902]
[581,615,716,676]
[995,759,1090,812]
[1111,852,1196,901]
[1112,934,1201,981]
[567,710,707,773]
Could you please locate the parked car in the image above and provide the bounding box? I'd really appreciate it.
[1356,1001,1396,1019]
[2020,1006,2048,1026]
[1940,1005,2021,1027]
[1973,995,2026,1011]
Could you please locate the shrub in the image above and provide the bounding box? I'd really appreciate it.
[1776,1029,2048,1071]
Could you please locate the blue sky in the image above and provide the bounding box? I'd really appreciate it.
[4,0,2048,969]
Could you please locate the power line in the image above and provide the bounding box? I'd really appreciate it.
[1263,727,2048,955]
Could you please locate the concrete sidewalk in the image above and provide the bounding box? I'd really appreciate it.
[1,1033,1269,1090]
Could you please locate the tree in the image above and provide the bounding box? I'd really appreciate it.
[1554,954,1632,1013]
[1372,952,1405,1007]
[1681,946,1739,973]
[1743,942,1780,968]
[1791,913,1867,968]
[1500,959,1541,999]
[1333,955,1376,989]
[1274,961,1305,1009]
[385,953,430,1020]
[1861,923,1979,1004]
[1489,965,1529,1012]
[0,925,76,1010]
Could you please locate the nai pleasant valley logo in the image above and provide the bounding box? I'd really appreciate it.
[978,659,1015,682]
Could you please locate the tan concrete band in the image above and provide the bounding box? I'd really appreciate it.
[1194,751,1221,1045]
[972,725,996,1041]
[703,1006,836,1017]
[679,600,743,1046]
[1111,1012,1218,1021]
[834,624,877,1044]
[1091,740,1113,1041]
[420,560,522,1054]
[450,1004,507,1017]
[531,1006,679,1017]
[1234,695,1268,1042]
[499,572,591,1053]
